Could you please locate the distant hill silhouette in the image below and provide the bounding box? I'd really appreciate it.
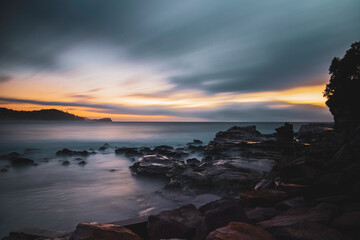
[0,108,111,122]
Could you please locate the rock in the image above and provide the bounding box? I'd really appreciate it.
[186,158,201,166]
[70,222,142,240]
[130,155,181,177]
[1,168,8,172]
[245,207,278,224]
[275,197,306,211]
[196,197,249,240]
[56,148,91,157]
[331,211,360,239]
[115,147,142,158]
[187,139,203,145]
[154,145,174,151]
[78,161,87,165]
[257,203,336,230]
[62,160,70,166]
[298,123,334,143]
[205,222,275,240]
[11,157,35,167]
[0,152,22,160]
[274,221,348,240]
[111,216,148,240]
[75,158,83,161]
[7,226,71,240]
[147,204,202,240]
[254,179,273,190]
[240,190,289,206]
[275,122,294,143]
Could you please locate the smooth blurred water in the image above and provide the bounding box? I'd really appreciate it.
[0,121,307,237]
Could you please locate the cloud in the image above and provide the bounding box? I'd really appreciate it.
[0,75,11,83]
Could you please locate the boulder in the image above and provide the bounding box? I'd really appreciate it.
[205,222,275,240]
[196,197,249,240]
[0,152,22,160]
[257,203,336,230]
[130,155,182,177]
[11,157,35,167]
[70,222,142,240]
[147,204,202,240]
[298,123,333,143]
[240,190,289,206]
[245,207,278,224]
[62,160,70,166]
[274,221,348,240]
[275,122,294,143]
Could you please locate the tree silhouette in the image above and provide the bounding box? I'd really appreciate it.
[324,41,360,129]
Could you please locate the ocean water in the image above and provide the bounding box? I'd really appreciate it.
[0,121,306,237]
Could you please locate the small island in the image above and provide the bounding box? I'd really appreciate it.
[0,108,112,122]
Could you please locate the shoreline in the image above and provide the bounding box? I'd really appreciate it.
[3,122,359,240]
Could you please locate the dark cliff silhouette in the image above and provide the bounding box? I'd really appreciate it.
[324,41,360,129]
[0,108,112,122]
[0,108,85,121]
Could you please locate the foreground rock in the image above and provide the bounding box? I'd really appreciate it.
[11,157,35,167]
[147,204,202,240]
[206,222,275,240]
[70,222,142,240]
[5,227,71,240]
[196,197,249,240]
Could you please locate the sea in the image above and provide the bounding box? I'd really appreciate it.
[0,121,307,237]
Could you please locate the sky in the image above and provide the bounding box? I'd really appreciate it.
[0,0,359,121]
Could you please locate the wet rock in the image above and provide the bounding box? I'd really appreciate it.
[331,211,360,239]
[75,158,83,161]
[78,161,87,165]
[245,207,278,224]
[130,155,182,177]
[0,152,22,160]
[62,160,70,166]
[196,197,249,240]
[166,168,210,192]
[11,157,35,167]
[240,190,289,207]
[1,168,8,172]
[147,204,202,240]
[274,221,348,240]
[115,147,142,158]
[254,179,273,190]
[153,145,174,152]
[70,222,142,240]
[298,123,333,143]
[257,203,336,230]
[186,158,201,166]
[187,139,203,145]
[56,148,91,157]
[206,222,275,240]
[275,197,306,211]
[6,226,71,240]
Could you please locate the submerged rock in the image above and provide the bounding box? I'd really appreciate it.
[11,157,35,167]
[0,152,22,160]
[56,148,91,157]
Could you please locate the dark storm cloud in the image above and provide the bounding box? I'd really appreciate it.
[0,0,359,94]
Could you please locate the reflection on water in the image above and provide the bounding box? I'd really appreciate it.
[0,121,307,237]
